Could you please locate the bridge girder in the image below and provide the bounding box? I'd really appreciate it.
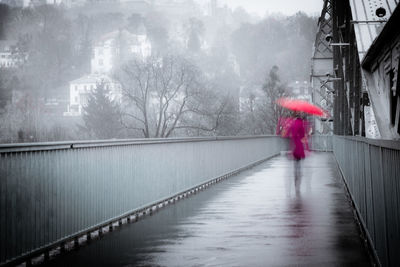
[314,0,399,138]
[311,0,334,134]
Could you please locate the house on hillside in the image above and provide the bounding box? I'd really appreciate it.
[91,29,151,74]
[287,81,312,102]
[64,74,122,116]
[65,29,150,116]
[0,40,19,69]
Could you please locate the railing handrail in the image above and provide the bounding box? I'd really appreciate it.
[334,135,400,150]
[0,135,276,153]
[0,135,285,266]
[332,135,400,266]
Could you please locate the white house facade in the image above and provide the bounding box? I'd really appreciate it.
[91,39,114,74]
[64,29,151,116]
[64,74,122,116]
[0,41,19,69]
[91,30,152,74]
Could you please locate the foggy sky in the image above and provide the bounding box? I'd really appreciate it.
[217,0,323,16]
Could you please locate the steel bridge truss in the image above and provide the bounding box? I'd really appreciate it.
[311,0,368,136]
[311,0,334,134]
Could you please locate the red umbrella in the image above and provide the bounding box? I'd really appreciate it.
[276,98,326,116]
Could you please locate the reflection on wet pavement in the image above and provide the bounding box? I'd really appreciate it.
[44,152,371,267]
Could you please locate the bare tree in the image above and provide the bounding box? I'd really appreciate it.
[116,55,227,138]
[0,96,73,143]
[175,85,232,136]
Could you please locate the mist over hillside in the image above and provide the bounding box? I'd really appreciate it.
[0,0,317,142]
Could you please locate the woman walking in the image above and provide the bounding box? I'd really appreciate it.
[288,113,307,194]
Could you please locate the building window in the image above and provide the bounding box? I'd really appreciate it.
[99,59,103,66]
[74,96,78,103]
[75,85,78,91]
[84,85,87,91]
[81,93,89,106]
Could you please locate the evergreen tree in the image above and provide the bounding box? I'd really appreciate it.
[261,66,290,133]
[186,18,204,53]
[0,4,10,40]
[263,65,281,94]
[82,81,121,139]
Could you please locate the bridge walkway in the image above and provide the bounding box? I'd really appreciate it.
[44,152,371,266]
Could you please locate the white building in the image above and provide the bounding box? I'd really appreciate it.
[288,81,312,102]
[0,41,19,69]
[65,29,151,116]
[91,29,151,74]
[64,74,122,116]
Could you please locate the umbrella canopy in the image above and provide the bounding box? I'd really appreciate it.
[276,98,325,116]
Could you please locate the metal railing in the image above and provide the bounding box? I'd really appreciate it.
[309,135,333,151]
[0,136,286,266]
[333,136,400,267]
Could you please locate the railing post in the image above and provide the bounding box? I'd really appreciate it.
[333,136,400,266]
[0,136,286,266]
[380,146,390,265]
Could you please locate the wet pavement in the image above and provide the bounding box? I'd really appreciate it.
[44,152,371,267]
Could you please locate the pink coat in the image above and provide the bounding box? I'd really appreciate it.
[289,118,306,160]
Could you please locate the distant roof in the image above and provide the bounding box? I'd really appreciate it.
[69,74,113,84]
[97,29,147,45]
[349,0,398,61]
